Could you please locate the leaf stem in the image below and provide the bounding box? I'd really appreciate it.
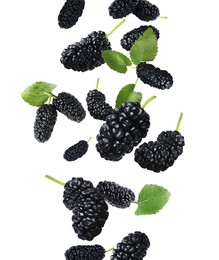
[176,112,183,131]
[87,137,92,143]
[105,19,126,38]
[142,96,156,109]
[159,15,168,19]
[131,201,139,204]
[105,247,114,253]
[134,78,139,88]
[45,175,65,186]
[45,92,57,98]
[96,78,100,90]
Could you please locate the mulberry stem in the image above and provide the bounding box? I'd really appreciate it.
[45,175,65,186]
[159,15,168,19]
[176,112,183,131]
[105,19,126,38]
[105,247,114,252]
[96,78,100,90]
[87,137,92,143]
[134,78,139,88]
[142,96,156,109]
[131,201,138,204]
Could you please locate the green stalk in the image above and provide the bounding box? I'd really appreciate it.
[176,112,183,131]
[96,78,100,90]
[105,19,126,38]
[87,137,92,143]
[142,96,156,109]
[159,15,168,19]
[45,175,65,186]
[105,247,114,253]
[134,78,139,88]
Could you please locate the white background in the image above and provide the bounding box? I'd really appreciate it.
[0,0,219,259]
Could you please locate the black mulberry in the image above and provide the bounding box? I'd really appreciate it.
[96,102,150,161]
[86,90,113,121]
[53,92,86,122]
[64,140,88,162]
[58,0,85,29]
[136,62,173,90]
[96,181,135,208]
[60,31,111,72]
[134,130,185,172]
[34,104,57,143]
[111,231,150,259]
[109,0,139,19]
[133,0,160,22]
[63,177,94,210]
[121,25,159,51]
[72,187,109,241]
[65,245,105,260]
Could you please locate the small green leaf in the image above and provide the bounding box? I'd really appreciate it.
[130,28,158,65]
[102,50,132,73]
[116,84,142,108]
[21,82,57,107]
[135,184,171,215]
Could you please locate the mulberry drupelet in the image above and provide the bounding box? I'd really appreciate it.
[65,245,105,260]
[110,231,150,259]
[96,181,135,208]
[53,92,86,122]
[121,25,159,51]
[58,0,85,29]
[34,104,58,143]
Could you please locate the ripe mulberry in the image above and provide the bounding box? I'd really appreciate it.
[64,140,88,161]
[134,130,185,172]
[96,102,150,161]
[63,177,94,210]
[109,0,139,19]
[58,0,85,29]
[65,245,105,260]
[34,104,57,143]
[52,92,86,122]
[121,25,159,51]
[111,231,150,259]
[96,181,135,208]
[136,63,173,90]
[86,89,113,121]
[72,187,109,241]
[133,0,160,22]
[60,31,111,72]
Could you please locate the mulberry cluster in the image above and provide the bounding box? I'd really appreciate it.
[109,0,139,19]
[63,140,88,162]
[96,102,150,161]
[133,0,160,22]
[60,31,111,72]
[58,0,85,29]
[96,181,135,208]
[86,90,113,121]
[134,130,185,172]
[65,245,105,260]
[53,92,86,122]
[136,63,173,90]
[111,231,150,259]
[121,25,159,51]
[34,104,58,143]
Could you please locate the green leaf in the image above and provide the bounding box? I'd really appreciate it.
[102,50,132,73]
[21,82,57,107]
[130,28,158,65]
[135,184,171,215]
[116,84,142,108]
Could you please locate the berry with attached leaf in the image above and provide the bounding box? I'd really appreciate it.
[64,140,89,162]
[34,104,57,143]
[58,0,85,29]
[134,114,185,172]
[109,0,139,19]
[63,177,94,210]
[65,245,105,260]
[96,181,135,208]
[96,98,153,161]
[121,25,159,51]
[52,92,86,122]
[133,0,160,22]
[111,231,150,259]
[136,62,173,90]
